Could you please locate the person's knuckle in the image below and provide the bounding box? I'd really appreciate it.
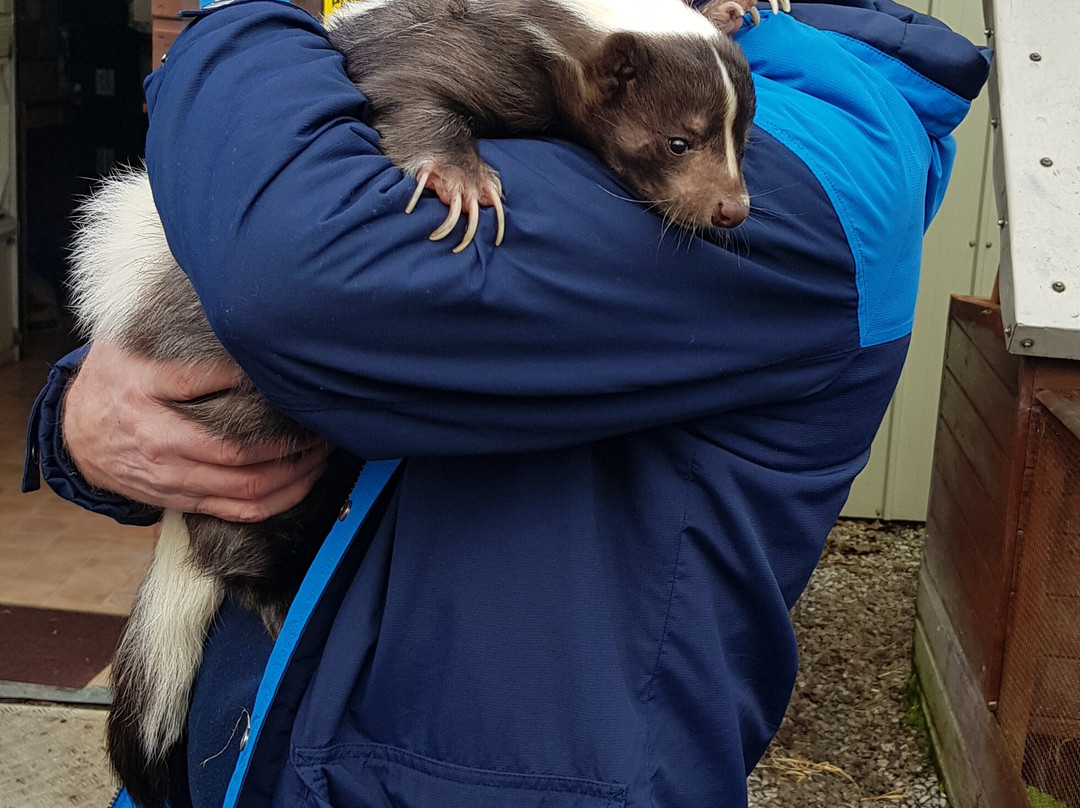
[243,472,271,502]
[189,497,214,517]
[234,501,269,524]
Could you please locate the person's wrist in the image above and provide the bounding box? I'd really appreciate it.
[57,356,88,478]
[58,356,105,491]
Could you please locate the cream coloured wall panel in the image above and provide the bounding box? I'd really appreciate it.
[842,0,993,520]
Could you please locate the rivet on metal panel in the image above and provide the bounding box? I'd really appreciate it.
[998,218,1008,228]
[1030,52,1042,62]
[1021,338,1035,349]
[985,242,993,249]
[1052,281,1066,293]
[1041,157,1054,167]
[1005,325,1013,337]
[990,117,999,128]
[968,240,977,247]
[984,27,993,38]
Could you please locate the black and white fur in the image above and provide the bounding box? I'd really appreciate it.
[71,1,759,805]
[69,172,364,808]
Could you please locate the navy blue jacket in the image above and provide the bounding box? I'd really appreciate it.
[24,2,990,806]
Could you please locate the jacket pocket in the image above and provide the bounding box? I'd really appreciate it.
[293,742,627,808]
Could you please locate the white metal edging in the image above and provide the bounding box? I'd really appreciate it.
[988,0,1080,360]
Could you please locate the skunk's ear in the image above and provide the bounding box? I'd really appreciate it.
[596,32,649,101]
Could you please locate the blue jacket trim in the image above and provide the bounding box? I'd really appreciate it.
[107,789,167,808]
[107,789,136,808]
[738,11,970,347]
[819,29,968,230]
[223,459,401,808]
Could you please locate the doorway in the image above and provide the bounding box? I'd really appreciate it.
[15,0,150,353]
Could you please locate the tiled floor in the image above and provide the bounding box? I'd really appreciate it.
[0,331,155,618]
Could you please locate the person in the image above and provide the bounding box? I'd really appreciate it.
[23,1,990,806]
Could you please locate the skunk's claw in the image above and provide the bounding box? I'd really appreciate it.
[429,193,463,243]
[446,176,504,253]
[492,195,506,248]
[405,159,504,252]
[405,166,431,214]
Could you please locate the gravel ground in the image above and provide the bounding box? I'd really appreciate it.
[2,519,943,808]
[0,702,115,807]
[748,519,946,808]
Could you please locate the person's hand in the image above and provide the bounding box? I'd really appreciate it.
[62,342,332,522]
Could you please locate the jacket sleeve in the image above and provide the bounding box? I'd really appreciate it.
[142,2,886,459]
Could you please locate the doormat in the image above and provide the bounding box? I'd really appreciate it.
[0,604,124,690]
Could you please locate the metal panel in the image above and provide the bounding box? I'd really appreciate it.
[990,0,1080,361]
[973,124,1003,295]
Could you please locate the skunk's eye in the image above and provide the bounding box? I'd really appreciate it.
[667,137,691,155]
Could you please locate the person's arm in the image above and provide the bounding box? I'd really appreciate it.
[142,1,869,460]
[33,0,989,515]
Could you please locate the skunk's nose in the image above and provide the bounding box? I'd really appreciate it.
[712,199,748,229]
